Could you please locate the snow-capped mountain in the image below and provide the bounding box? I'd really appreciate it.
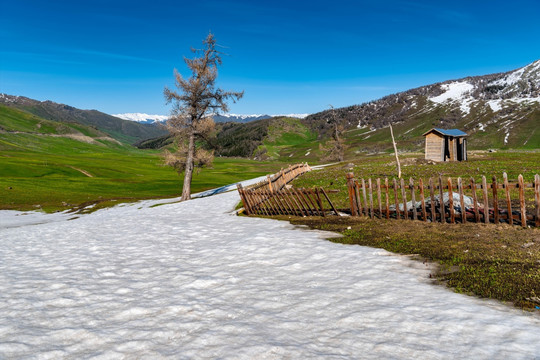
[113,113,310,124]
[306,59,540,149]
[112,113,169,124]
[426,59,540,114]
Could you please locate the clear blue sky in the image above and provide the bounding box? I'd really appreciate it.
[1,0,539,116]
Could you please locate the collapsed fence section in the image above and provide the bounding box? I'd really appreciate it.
[346,173,540,228]
[247,163,312,192]
[237,186,340,217]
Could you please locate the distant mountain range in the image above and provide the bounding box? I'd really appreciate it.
[0,94,167,144]
[306,59,540,149]
[2,59,538,156]
[113,113,309,124]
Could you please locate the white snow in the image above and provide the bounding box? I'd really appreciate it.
[277,113,310,119]
[487,100,503,112]
[491,67,526,87]
[113,113,310,123]
[112,113,169,123]
[220,113,266,120]
[1,188,539,358]
[429,81,475,106]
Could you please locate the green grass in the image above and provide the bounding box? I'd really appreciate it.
[0,145,283,212]
[0,106,284,212]
[256,117,319,161]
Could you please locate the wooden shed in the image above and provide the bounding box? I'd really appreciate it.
[423,128,468,162]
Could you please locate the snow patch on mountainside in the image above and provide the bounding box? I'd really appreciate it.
[426,60,540,115]
[430,81,475,104]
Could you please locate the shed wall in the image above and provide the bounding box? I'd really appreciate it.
[425,133,443,161]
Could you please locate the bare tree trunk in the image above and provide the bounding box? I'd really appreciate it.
[389,124,401,179]
[181,132,195,201]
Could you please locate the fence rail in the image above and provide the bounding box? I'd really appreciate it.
[346,173,540,228]
[246,163,312,192]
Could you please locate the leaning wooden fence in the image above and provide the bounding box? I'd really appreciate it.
[245,163,312,192]
[346,172,540,228]
[237,163,341,217]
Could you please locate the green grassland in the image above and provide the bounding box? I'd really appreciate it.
[0,106,282,212]
[256,117,319,161]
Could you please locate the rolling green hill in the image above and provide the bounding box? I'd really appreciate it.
[0,106,283,211]
[0,94,168,144]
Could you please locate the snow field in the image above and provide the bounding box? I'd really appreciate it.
[1,190,540,359]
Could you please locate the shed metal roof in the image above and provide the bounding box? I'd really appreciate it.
[422,128,467,137]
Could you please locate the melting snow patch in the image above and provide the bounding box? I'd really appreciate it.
[429,81,474,104]
[1,189,539,358]
[505,131,511,144]
[487,100,502,112]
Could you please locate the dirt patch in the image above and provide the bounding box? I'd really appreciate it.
[69,166,93,177]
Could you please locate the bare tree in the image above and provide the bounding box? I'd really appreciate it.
[164,33,243,201]
[319,105,346,162]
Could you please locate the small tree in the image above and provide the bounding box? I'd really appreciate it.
[319,105,346,162]
[164,33,243,201]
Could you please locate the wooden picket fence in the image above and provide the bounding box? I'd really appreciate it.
[346,172,540,228]
[237,163,342,216]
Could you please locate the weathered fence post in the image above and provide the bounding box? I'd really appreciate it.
[458,177,466,223]
[492,176,499,224]
[410,177,417,220]
[419,178,427,221]
[536,174,540,227]
[448,177,455,224]
[393,178,400,219]
[518,175,526,228]
[385,177,390,219]
[346,173,357,216]
[237,183,250,215]
[503,172,512,225]
[429,177,436,222]
[354,180,363,216]
[471,178,480,223]
[368,178,374,219]
[400,178,408,220]
[482,176,489,224]
[376,178,382,219]
[267,175,274,194]
[439,176,445,223]
[361,178,368,217]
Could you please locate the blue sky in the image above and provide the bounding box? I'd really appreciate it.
[1,0,539,116]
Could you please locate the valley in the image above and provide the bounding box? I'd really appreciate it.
[1,60,539,212]
[0,105,282,212]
